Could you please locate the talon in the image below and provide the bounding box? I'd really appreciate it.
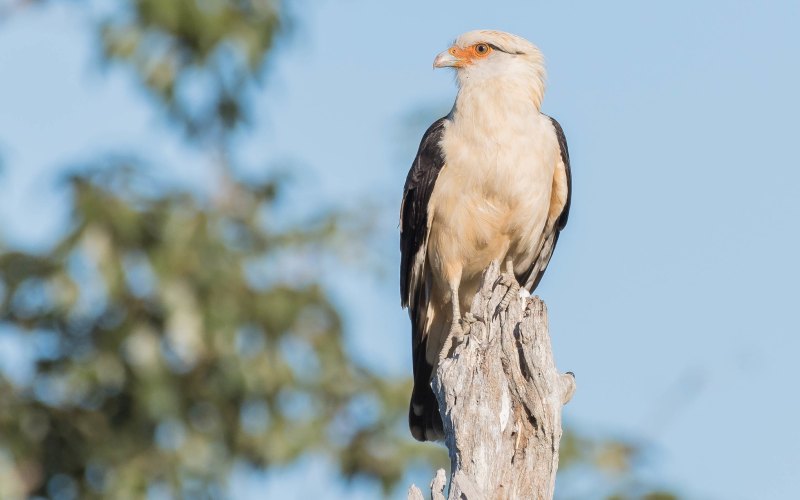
[497,273,521,312]
[440,320,466,361]
[439,337,452,363]
[458,313,476,336]
[449,320,466,342]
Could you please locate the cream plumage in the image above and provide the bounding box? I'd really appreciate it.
[400,30,571,441]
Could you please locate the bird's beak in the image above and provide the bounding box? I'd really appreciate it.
[433,47,463,68]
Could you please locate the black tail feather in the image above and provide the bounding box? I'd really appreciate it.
[408,338,443,441]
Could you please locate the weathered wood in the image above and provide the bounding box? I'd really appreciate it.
[408,262,575,500]
[408,469,447,500]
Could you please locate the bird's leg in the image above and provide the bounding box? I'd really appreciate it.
[498,258,520,312]
[448,282,463,335]
[440,282,466,362]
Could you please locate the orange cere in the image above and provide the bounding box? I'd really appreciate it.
[448,43,493,67]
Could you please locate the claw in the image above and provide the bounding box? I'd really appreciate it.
[497,273,520,312]
[440,319,467,362]
[462,312,476,325]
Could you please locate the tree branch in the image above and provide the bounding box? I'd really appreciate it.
[408,262,575,500]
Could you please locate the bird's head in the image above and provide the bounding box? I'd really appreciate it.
[434,30,546,108]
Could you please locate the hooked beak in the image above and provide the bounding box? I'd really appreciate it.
[433,47,463,68]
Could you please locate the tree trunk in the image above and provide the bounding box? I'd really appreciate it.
[408,262,575,500]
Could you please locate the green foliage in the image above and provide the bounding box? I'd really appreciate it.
[98,0,283,138]
[0,165,442,498]
[558,430,680,500]
[0,1,446,497]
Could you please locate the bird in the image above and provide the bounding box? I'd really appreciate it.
[400,30,572,442]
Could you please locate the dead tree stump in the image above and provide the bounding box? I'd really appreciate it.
[408,262,575,500]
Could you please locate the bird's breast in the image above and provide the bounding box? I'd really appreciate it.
[427,112,557,280]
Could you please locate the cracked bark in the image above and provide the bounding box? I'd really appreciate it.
[408,262,575,500]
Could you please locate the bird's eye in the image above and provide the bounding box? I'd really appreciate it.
[475,43,490,55]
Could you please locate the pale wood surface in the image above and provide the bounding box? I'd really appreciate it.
[408,262,575,500]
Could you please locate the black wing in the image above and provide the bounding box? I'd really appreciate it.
[400,117,447,441]
[400,117,447,311]
[550,116,572,230]
[518,115,572,291]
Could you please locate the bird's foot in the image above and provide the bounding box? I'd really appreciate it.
[440,316,472,362]
[497,273,521,313]
[461,312,477,328]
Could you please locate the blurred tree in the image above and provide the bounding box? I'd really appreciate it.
[0,1,680,499]
[0,162,441,498]
[0,1,441,498]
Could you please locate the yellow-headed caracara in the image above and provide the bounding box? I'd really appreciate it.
[400,30,572,441]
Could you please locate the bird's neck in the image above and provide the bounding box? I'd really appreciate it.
[452,78,543,130]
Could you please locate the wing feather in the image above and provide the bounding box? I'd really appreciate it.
[400,117,448,440]
[400,117,447,314]
[519,115,572,290]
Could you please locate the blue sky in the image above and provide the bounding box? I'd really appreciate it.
[2,0,800,498]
